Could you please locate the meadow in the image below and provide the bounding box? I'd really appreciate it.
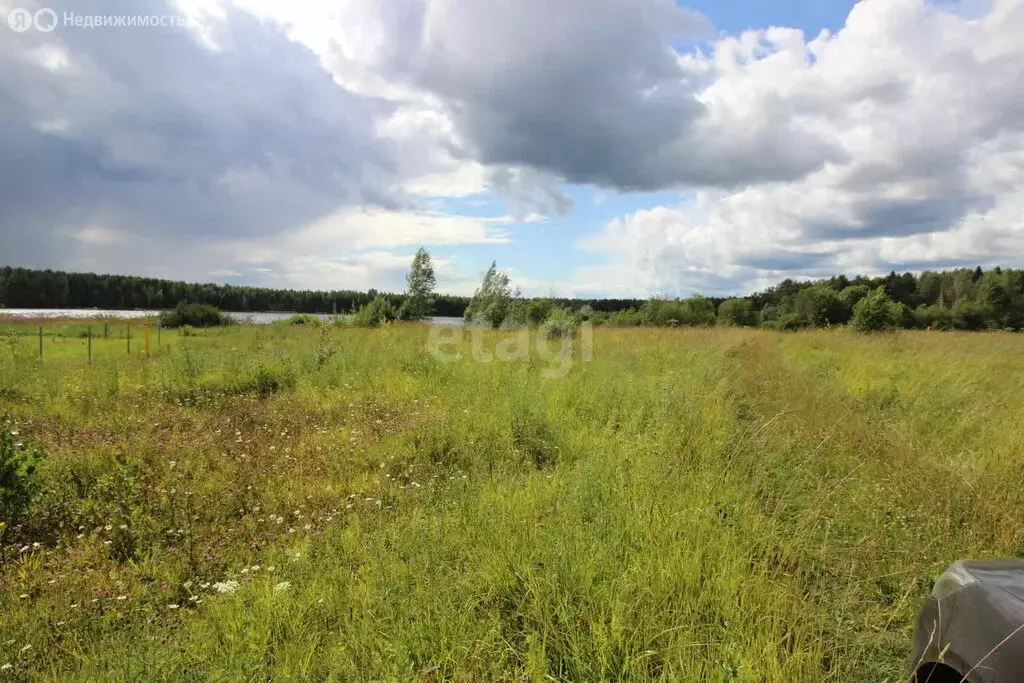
[0,320,1022,681]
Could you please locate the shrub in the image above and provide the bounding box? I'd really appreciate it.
[281,314,322,327]
[159,302,232,328]
[851,287,901,332]
[351,295,398,327]
[717,299,756,327]
[915,305,954,330]
[229,361,297,397]
[952,299,995,331]
[525,298,554,326]
[1,429,42,532]
[540,306,581,338]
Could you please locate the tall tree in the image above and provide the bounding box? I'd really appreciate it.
[464,261,513,328]
[399,247,436,320]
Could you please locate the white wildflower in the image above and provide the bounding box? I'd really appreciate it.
[0,663,11,671]
[274,582,291,592]
[213,580,239,595]
[168,604,179,609]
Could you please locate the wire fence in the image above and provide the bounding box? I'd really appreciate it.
[3,319,167,363]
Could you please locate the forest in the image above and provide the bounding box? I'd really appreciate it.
[1,264,1023,331]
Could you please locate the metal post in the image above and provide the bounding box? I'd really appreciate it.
[88,326,92,364]
[39,326,43,361]
[127,325,131,354]
[157,321,161,349]
[104,322,109,338]
[144,318,151,356]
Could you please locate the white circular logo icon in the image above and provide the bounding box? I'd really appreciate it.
[34,7,56,32]
[7,7,33,32]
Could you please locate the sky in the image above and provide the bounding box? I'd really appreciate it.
[1,0,1022,298]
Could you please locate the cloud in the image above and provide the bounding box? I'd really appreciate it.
[0,0,397,271]
[2,0,1023,297]
[576,0,1024,295]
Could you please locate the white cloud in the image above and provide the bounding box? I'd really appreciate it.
[577,0,1024,296]
[4,0,1024,297]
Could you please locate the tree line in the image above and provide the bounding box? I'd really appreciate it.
[3,262,1022,331]
[0,266,470,317]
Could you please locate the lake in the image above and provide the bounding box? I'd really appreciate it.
[0,309,465,326]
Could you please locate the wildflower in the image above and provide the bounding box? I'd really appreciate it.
[70,604,79,609]
[116,595,127,601]
[274,582,291,592]
[168,604,179,609]
[183,580,193,589]
[0,663,11,671]
[10,431,18,436]
[19,594,28,599]
[303,524,311,530]
[169,461,176,468]
[213,580,239,595]
[104,525,113,532]
[250,565,260,572]
[56,621,65,626]
[20,645,31,652]
[267,566,276,572]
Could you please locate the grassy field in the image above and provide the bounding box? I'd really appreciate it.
[1,321,1022,681]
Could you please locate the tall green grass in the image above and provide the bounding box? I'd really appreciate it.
[0,323,1022,680]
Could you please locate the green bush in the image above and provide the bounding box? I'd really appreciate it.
[717,298,756,327]
[159,302,232,328]
[915,305,954,330]
[280,314,323,327]
[540,306,581,338]
[952,300,995,331]
[351,295,397,328]
[851,287,901,332]
[1,429,42,531]
[229,361,297,397]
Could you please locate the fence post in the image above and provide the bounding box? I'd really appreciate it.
[104,322,109,339]
[38,326,43,361]
[145,318,151,356]
[157,321,161,350]
[88,326,92,364]
[127,325,131,354]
